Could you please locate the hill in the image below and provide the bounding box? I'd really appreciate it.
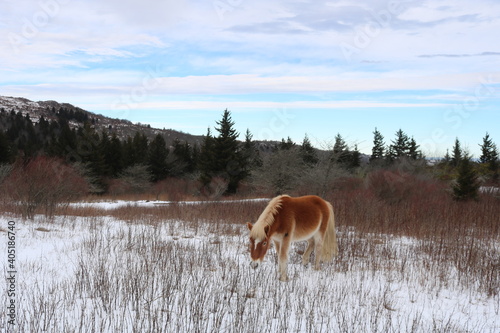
[0,96,203,146]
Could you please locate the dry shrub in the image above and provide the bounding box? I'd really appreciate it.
[107,198,267,230]
[328,169,498,242]
[152,177,200,201]
[2,156,88,218]
[366,169,445,205]
[107,178,133,196]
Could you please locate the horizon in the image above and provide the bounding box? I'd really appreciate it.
[1,0,499,158]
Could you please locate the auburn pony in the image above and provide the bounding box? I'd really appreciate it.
[247,195,338,281]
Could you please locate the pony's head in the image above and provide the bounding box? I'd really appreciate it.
[246,222,271,269]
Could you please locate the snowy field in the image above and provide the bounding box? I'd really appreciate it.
[1,200,499,332]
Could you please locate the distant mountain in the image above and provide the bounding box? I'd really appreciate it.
[0,96,204,147]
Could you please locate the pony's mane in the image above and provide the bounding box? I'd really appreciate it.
[250,195,289,241]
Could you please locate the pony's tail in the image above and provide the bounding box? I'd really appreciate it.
[321,201,338,262]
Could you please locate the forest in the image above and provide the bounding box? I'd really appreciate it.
[0,107,498,217]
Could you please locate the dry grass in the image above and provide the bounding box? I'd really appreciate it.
[2,177,498,332]
[59,181,499,299]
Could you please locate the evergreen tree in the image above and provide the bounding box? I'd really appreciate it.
[98,131,112,176]
[51,119,78,158]
[191,143,200,172]
[370,127,385,163]
[38,116,50,145]
[348,144,361,169]
[451,138,462,167]
[389,129,410,160]
[198,128,216,187]
[122,136,135,169]
[0,131,11,164]
[241,129,262,173]
[408,137,421,160]
[214,109,240,172]
[279,137,295,150]
[79,123,107,193]
[172,138,195,176]
[479,132,499,179]
[147,134,169,182]
[300,134,318,165]
[132,132,149,165]
[106,133,123,177]
[213,109,246,194]
[22,114,39,157]
[443,149,451,164]
[121,132,149,167]
[452,154,480,201]
[333,133,349,165]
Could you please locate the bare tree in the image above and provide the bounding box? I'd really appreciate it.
[253,148,305,195]
[119,164,152,193]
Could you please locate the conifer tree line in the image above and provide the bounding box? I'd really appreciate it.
[0,108,498,198]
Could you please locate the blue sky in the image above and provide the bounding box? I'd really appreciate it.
[1,0,499,157]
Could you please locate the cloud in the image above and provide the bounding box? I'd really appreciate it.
[147,72,500,95]
[419,52,500,58]
[1,0,500,119]
[106,100,444,112]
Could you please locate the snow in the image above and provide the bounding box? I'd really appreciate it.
[480,186,500,194]
[1,201,499,332]
[69,198,269,210]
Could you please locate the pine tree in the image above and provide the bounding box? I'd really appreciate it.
[451,138,462,167]
[333,133,349,165]
[214,109,240,173]
[279,137,295,150]
[241,129,262,172]
[452,154,480,201]
[348,144,361,169]
[147,134,169,182]
[389,129,410,160]
[172,138,195,176]
[443,149,451,164]
[132,132,149,165]
[479,132,499,179]
[107,133,123,177]
[370,128,385,163]
[408,137,421,160]
[198,128,216,187]
[122,136,135,169]
[79,123,107,193]
[0,131,11,164]
[98,131,112,177]
[300,134,318,165]
[213,109,246,194]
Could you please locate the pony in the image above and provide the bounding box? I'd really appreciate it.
[247,195,338,281]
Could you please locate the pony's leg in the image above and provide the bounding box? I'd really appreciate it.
[302,238,315,266]
[278,238,291,281]
[274,240,281,264]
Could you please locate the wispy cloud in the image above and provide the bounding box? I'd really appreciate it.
[107,100,444,111]
[419,52,500,58]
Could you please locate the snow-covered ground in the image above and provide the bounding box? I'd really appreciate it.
[1,201,499,332]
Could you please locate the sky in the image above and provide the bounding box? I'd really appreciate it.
[1,0,499,157]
